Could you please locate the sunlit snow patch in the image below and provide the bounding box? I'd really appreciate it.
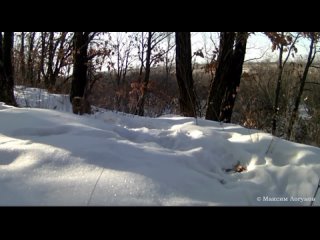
[186,129,204,139]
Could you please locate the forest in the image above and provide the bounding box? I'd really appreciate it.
[1,32,319,147]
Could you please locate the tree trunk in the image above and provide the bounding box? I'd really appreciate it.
[0,32,17,106]
[26,32,35,86]
[70,32,89,102]
[135,32,152,116]
[287,33,315,140]
[0,33,2,59]
[0,33,4,98]
[205,32,235,121]
[19,32,26,84]
[45,32,54,89]
[51,32,67,88]
[38,32,47,84]
[138,32,145,77]
[272,32,284,135]
[122,44,131,84]
[175,32,196,117]
[164,33,174,87]
[220,32,248,123]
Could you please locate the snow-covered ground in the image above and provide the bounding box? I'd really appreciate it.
[0,86,319,206]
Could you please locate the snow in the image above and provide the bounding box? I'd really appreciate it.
[0,86,319,206]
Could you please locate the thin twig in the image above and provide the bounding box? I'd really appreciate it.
[244,48,269,62]
[310,177,320,206]
[265,137,275,155]
[87,168,104,206]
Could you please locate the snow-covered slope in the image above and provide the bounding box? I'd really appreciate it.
[0,87,319,206]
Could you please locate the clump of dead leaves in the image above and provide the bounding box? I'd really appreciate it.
[225,161,247,173]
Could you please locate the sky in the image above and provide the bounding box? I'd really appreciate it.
[0,86,319,206]
[191,32,271,63]
[191,32,312,63]
[106,32,276,71]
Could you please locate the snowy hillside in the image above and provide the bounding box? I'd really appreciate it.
[0,86,319,206]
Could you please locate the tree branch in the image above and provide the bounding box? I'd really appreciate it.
[244,47,269,62]
[305,81,320,85]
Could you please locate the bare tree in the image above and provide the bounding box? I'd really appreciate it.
[287,32,319,140]
[0,32,17,106]
[70,32,91,102]
[134,32,173,116]
[135,32,152,116]
[264,32,300,135]
[163,32,175,86]
[26,32,35,85]
[70,32,102,105]
[108,33,135,112]
[113,32,134,86]
[205,32,248,123]
[19,32,26,84]
[220,32,248,123]
[205,32,236,121]
[175,32,197,117]
[85,32,111,96]
[41,32,73,90]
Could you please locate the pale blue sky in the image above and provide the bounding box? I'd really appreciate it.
[103,32,314,72]
[191,32,311,63]
[191,32,272,62]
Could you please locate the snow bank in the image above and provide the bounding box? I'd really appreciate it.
[0,87,319,206]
